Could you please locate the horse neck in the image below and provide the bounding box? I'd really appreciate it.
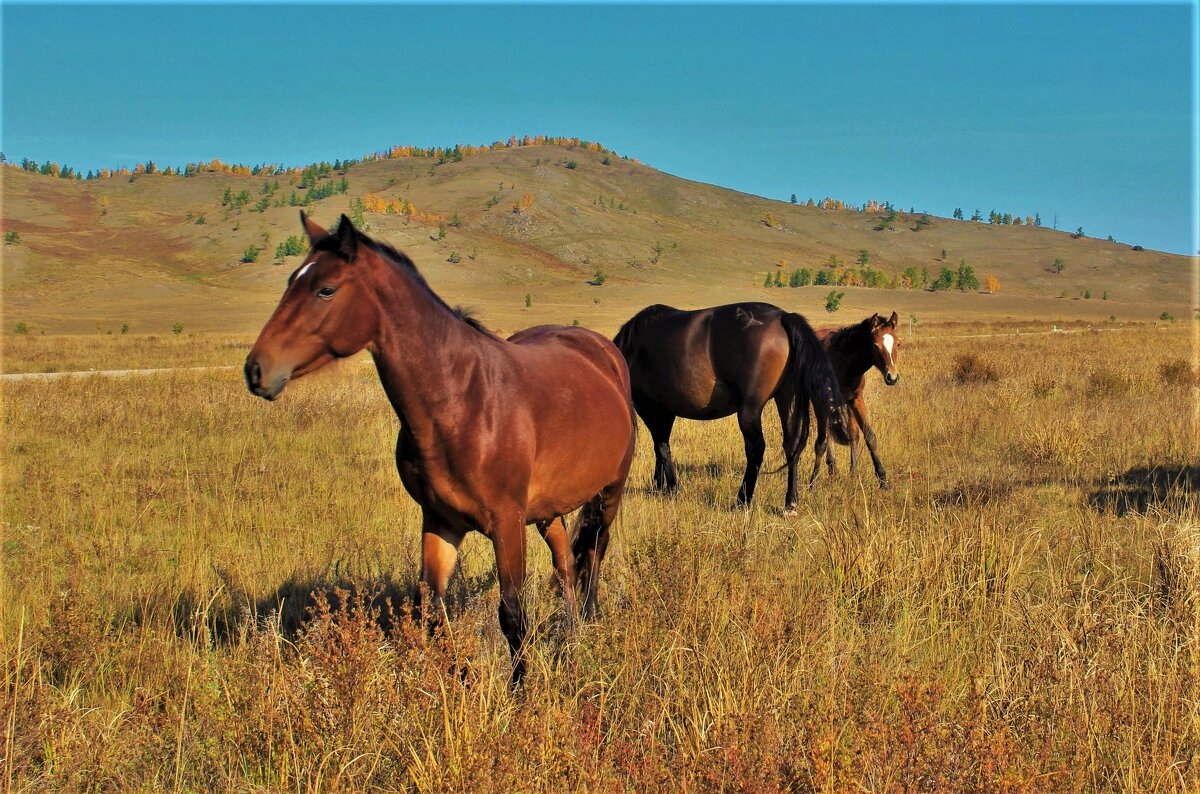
[365,256,491,431]
[835,326,876,384]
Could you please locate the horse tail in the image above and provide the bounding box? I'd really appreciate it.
[780,312,851,448]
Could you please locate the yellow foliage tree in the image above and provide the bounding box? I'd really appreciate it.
[984,274,1001,294]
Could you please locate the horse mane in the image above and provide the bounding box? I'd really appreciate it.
[826,316,874,358]
[316,230,497,338]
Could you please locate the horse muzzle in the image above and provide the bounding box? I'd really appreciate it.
[244,356,289,401]
[884,372,900,386]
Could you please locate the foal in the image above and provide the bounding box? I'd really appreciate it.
[812,311,900,487]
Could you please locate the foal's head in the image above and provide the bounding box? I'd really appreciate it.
[866,311,900,386]
[245,212,379,399]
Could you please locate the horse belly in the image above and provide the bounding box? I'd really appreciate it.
[525,394,632,521]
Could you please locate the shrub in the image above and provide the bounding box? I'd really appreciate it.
[447,251,461,264]
[524,293,532,308]
[4,230,20,245]
[764,211,777,228]
[1160,359,1199,388]
[591,269,607,286]
[565,160,578,170]
[1088,369,1131,395]
[953,353,998,384]
[172,322,184,335]
[824,290,844,313]
[241,246,259,264]
[276,235,306,259]
[14,321,28,334]
[120,323,129,334]
[1160,312,1174,321]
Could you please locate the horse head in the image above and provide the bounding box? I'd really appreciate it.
[244,212,380,400]
[868,311,900,386]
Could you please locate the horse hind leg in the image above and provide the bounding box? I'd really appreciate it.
[537,516,578,622]
[735,405,768,508]
[572,482,623,620]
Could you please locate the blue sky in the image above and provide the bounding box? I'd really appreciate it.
[2,3,1196,254]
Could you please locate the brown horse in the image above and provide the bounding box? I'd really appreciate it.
[245,212,636,685]
[614,302,850,514]
[812,311,901,487]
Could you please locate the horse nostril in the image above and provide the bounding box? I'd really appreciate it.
[245,359,262,390]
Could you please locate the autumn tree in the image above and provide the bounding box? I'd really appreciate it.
[983,274,1001,294]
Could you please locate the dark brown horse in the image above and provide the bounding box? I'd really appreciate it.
[245,212,636,685]
[614,302,850,514]
[812,311,900,487]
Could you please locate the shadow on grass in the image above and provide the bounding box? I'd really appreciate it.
[1088,465,1199,516]
[172,566,499,647]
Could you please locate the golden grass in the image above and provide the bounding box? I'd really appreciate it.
[2,326,1197,791]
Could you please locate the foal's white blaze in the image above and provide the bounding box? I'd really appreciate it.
[294,261,315,281]
[881,332,898,373]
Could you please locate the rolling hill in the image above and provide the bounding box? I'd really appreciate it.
[1,142,1194,336]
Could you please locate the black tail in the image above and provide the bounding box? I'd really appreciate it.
[780,312,851,450]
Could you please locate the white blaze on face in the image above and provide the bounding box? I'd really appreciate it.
[294,261,315,282]
[882,333,896,368]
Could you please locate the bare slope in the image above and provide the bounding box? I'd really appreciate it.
[2,144,1194,334]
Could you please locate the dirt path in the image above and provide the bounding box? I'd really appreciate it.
[1,365,241,382]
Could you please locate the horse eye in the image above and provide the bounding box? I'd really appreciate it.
[317,286,336,299]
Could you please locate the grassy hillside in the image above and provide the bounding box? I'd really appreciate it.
[2,143,1195,338]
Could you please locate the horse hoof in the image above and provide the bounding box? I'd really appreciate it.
[878,479,891,490]
[783,507,798,518]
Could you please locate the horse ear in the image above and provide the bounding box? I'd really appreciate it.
[336,214,358,260]
[888,311,898,327]
[300,210,327,244]
[870,312,882,329]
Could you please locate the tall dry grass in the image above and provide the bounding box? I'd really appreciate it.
[2,325,1197,791]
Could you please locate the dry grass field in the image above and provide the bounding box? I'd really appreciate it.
[3,322,1197,792]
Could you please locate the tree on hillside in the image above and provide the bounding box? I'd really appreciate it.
[857,249,870,266]
[953,208,963,220]
[824,290,845,313]
[955,260,979,291]
[930,267,955,291]
[984,274,1001,294]
[1052,257,1066,274]
[790,194,798,204]
[971,209,982,222]
[1072,226,1085,239]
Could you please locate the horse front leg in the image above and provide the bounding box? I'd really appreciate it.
[851,397,889,488]
[421,516,465,626]
[491,512,529,688]
[638,403,679,493]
